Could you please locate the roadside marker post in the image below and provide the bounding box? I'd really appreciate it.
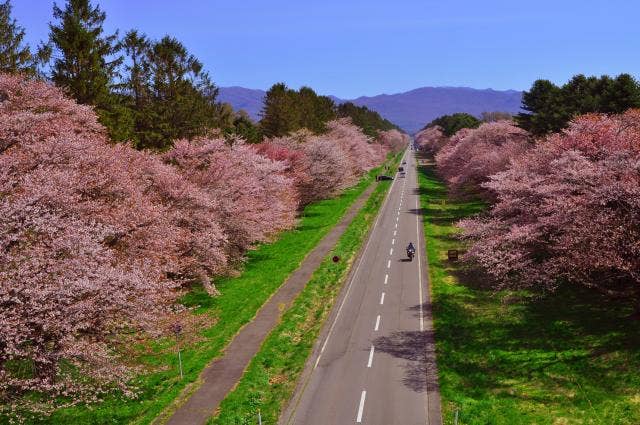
[172,322,184,380]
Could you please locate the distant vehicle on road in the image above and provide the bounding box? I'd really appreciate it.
[406,242,416,261]
[398,166,404,172]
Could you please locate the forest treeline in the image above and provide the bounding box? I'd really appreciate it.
[419,74,640,137]
[0,0,396,149]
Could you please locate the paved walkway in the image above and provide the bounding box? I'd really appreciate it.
[163,182,377,425]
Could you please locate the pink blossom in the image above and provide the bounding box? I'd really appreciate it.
[461,111,640,306]
[164,137,298,265]
[435,121,531,199]
[414,126,447,154]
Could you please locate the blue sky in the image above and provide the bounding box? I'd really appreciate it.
[12,0,640,98]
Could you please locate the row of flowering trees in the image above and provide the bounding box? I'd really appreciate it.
[0,74,406,414]
[415,110,640,315]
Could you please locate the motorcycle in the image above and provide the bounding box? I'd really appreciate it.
[406,247,415,261]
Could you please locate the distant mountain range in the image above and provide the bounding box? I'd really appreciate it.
[217,86,524,134]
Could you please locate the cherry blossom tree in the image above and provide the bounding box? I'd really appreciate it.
[254,139,314,207]
[460,111,640,314]
[0,73,105,154]
[323,118,380,175]
[414,125,447,154]
[164,137,298,267]
[301,135,356,201]
[259,120,397,205]
[378,128,409,154]
[435,122,531,199]
[0,76,185,412]
[0,75,234,414]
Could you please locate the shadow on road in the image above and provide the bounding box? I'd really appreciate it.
[373,329,439,393]
[407,208,426,215]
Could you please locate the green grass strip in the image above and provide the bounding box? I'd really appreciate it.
[417,158,640,425]
[31,159,395,425]
[208,155,401,425]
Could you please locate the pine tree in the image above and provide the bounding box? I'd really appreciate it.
[516,79,568,136]
[260,83,296,137]
[0,0,39,75]
[48,0,121,107]
[119,34,219,150]
[121,30,151,112]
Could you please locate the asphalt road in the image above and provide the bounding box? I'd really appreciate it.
[281,149,442,425]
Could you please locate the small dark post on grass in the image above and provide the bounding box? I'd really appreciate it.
[332,255,340,263]
[447,249,459,261]
[172,322,183,380]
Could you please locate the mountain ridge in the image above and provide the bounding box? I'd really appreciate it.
[217,86,524,134]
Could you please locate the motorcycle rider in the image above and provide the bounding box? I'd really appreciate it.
[406,242,415,256]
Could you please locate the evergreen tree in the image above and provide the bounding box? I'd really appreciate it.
[0,0,40,75]
[424,112,481,136]
[146,36,218,149]
[297,86,335,133]
[48,0,121,107]
[260,83,338,137]
[337,102,397,137]
[260,83,297,137]
[225,109,262,143]
[119,34,219,150]
[121,30,151,112]
[601,73,640,113]
[516,79,568,136]
[517,74,640,136]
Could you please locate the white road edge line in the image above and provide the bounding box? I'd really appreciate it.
[374,314,380,331]
[380,292,385,305]
[416,195,424,332]
[356,390,366,422]
[367,345,375,367]
[413,150,432,423]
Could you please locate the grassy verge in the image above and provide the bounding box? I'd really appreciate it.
[29,157,397,425]
[208,155,401,425]
[418,156,640,424]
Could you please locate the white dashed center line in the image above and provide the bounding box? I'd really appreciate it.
[367,345,375,368]
[380,292,385,305]
[356,391,366,422]
[374,315,381,331]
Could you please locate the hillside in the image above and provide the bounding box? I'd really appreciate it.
[218,86,523,134]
